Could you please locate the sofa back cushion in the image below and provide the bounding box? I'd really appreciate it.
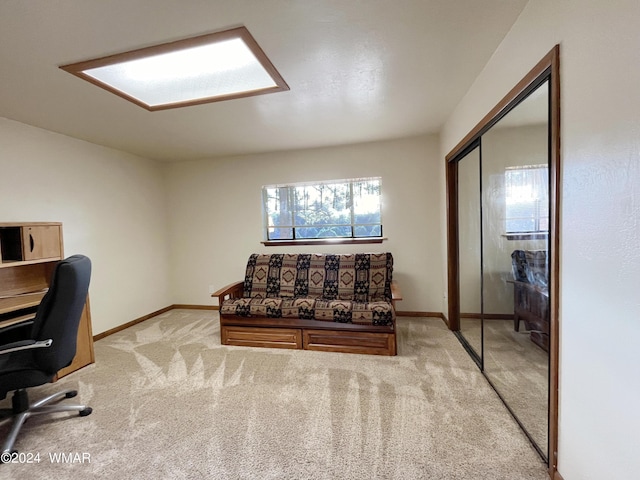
[243,253,393,302]
[511,249,548,287]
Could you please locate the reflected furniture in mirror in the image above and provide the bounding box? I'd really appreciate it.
[510,249,549,351]
[445,45,560,473]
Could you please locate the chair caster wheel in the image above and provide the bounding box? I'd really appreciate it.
[79,407,92,417]
[65,391,78,399]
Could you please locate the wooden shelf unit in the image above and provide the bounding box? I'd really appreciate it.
[0,222,94,377]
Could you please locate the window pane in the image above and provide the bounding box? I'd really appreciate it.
[353,179,382,223]
[505,166,548,233]
[265,186,293,228]
[296,225,352,239]
[263,177,382,241]
[354,225,382,237]
[267,227,293,240]
[293,183,351,226]
[294,226,320,239]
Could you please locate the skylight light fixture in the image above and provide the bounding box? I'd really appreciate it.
[60,26,289,111]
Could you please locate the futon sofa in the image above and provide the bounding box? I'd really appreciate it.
[213,252,401,355]
[509,249,549,351]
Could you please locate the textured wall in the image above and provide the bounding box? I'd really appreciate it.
[164,135,445,314]
[441,1,640,478]
[0,117,172,335]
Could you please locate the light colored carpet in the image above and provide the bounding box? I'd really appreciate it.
[484,319,548,454]
[1,310,548,479]
[459,317,548,454]
[459,317,482,355]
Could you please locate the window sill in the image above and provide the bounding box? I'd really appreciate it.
[503,232,548,241]
[262,237,386,247]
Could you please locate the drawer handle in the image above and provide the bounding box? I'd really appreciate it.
[29,234,34,252]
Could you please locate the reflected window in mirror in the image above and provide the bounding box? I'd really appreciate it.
[505,164,549,236]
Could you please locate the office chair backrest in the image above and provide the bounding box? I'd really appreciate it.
[30,255,92,373]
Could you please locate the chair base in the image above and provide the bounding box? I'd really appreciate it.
[0,388,92,457]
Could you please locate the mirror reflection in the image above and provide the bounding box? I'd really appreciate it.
[481,81,549,455]
[451,79,551,460]
[457,145,482,359]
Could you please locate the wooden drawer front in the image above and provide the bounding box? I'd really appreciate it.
[22,225,62,261]
[222,326,302,349]
[303,329,396,356]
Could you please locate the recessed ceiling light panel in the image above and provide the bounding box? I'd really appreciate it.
[60,27,289,111]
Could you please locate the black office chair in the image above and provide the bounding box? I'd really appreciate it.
[0,255,92,456]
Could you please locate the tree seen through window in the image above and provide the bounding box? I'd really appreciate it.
[263,178,382,240]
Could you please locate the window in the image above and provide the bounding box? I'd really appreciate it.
[262,177,382,243]
[504,165,549,234]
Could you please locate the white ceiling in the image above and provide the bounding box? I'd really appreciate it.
[0,0,528,161]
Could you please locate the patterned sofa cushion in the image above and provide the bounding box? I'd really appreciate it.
[242,253,393,302]
[220,297,395,326]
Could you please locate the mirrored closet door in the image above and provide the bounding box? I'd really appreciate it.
[446,46,560,469]
[457,144,482,361]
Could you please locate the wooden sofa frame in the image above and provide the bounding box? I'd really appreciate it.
[509,280,550,352]
[213,281,402,356]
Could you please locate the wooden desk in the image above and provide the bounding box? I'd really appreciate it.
[0,222,94,377]
[0,291,46,314]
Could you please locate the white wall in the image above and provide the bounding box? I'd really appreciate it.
[441,1,640,479]
[164,135,445,314]
[0,117,172,335]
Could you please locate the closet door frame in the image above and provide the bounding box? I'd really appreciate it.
[445,45,560,476]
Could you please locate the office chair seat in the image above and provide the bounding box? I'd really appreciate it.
[1,367,53,395]
[0,255,93,459]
